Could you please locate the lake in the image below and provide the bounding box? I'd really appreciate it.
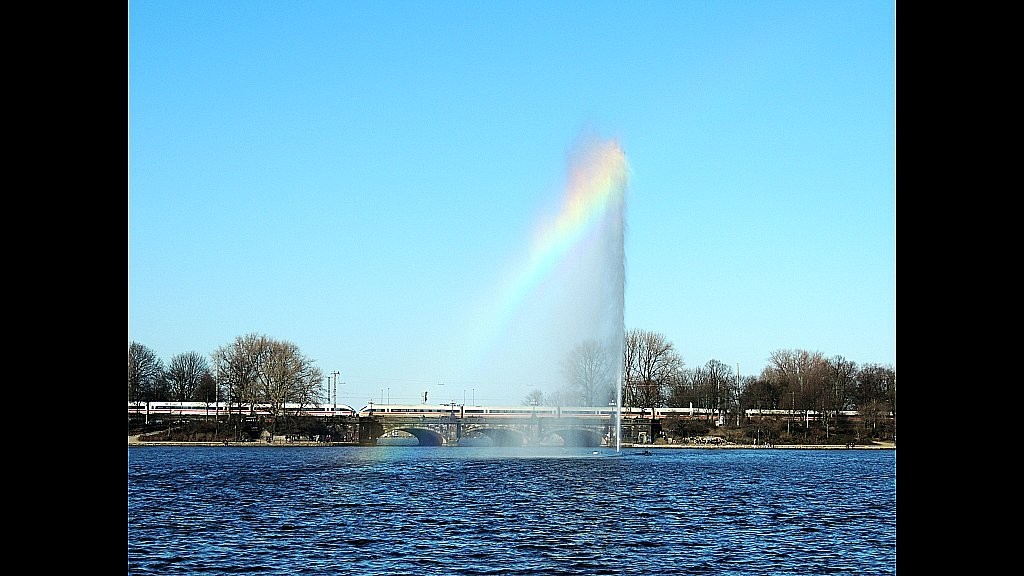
[128,446,896,575]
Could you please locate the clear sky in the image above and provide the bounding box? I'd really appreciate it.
[128,1,895,408]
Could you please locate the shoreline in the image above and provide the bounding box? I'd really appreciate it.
[128,435,895,450]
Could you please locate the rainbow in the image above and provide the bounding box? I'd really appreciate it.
[469,137,629,364]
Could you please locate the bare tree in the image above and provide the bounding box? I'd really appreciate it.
[215,335,265,411]
[622,329,682,410]
[214,333,324,430]
[128,342,165,402]
[739,373,785,413]
[728,371,756,425]
[821,355,858,437]
[522,389,545,406]
[764,349,829,414]
[665,368,696,408]
[622,330,639,405]
[691,359,735,422]
[561,339,617,406]
[855,363,896,415]
[196,372,219,406]
[257,339,324,420]
[165,351,210,402]
[734,372,759,415]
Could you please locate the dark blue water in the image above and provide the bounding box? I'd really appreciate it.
[128,447,896,575]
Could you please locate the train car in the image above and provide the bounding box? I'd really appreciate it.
[356,403,469,418]
[557,407,619,417]
[142,401,216,415]
[655,406,719,419]
[355,403,862,422]
[356,404,647,419]
[743,409,864,421]
[480,405,559,418]
[744,408,798,418]
[129,401,355,417]
[279,403,355,417]
[291,404,356,417]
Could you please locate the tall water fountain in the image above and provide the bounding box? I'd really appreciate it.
[469,135,628,450]
[585,139,627,452]
[566,137,627,451]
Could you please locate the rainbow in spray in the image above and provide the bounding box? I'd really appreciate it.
[468,137,629,384]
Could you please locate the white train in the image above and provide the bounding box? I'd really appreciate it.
[743,408,864,420]
[130,401,870,421]
[128,401,356,417]
[355,403,720,419]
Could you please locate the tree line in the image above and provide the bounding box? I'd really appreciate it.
[129,329,896,432]
[528,329,894,433]
[129,334,324,421]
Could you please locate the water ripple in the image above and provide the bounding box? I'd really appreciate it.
[129,447,896,575]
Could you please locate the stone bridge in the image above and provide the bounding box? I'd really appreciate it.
[359,415,652,447]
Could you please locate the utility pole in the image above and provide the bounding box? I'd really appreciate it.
[790,364,799,435]
[735,363,740,426]
[789,390,795,435]
[214,352,219,414]
[331,371,340,413]
[214,351,220,435]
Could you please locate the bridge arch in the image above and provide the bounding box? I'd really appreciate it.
[464,427,526,447]
[366,415,616,448]
[387,427,445,446]
[545,428,603,448]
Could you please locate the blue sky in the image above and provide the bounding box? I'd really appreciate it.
[128,1,895,407]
